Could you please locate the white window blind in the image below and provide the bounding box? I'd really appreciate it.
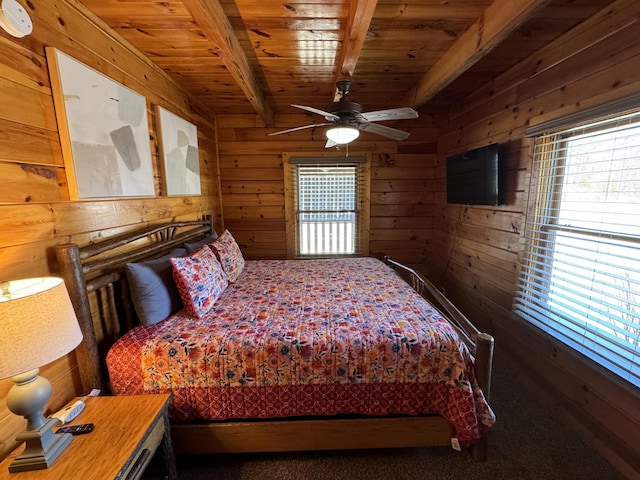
[292,162,365,257]
[514,110,640,388]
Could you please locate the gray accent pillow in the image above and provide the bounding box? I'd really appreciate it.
[125,247,188,326]
[183,233,218,253]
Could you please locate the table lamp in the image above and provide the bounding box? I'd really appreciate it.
[0,277,83,472]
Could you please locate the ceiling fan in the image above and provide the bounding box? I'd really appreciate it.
[267,80,418,148]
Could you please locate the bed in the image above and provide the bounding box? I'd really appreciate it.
[55,216,495,460]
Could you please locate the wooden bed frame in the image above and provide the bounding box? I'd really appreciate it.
[54,216,494,461]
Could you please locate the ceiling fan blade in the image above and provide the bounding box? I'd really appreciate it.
[358,107,418,122]
[357,122,411,141]
[325,138,338,148]
[291,104,340,121]
[267,122,332,136]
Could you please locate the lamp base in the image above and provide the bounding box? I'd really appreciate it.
[9,418,72,472]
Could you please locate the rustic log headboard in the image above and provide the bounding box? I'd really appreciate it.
[55,215,215,392]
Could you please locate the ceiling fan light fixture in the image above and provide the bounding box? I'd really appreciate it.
[326,126,360,144]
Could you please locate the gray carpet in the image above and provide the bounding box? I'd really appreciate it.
[169,350,626,480]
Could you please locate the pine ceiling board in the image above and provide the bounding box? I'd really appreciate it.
[266,83,340,96]
[80,2,192,17]
[264,59,340,70]
[509,19,588,44]
[261,85,340,104]
[253,42,342,58]
[265,71,340,81]
[352,61,436,78]
[150,57,229,69]
[364,27,465,45]
[202,106,257,114]
[371,4,491,20]
[228,0,347,3]
[265,81,340,97]
[375,0,491,4]
[245,29,344,44]
[247,40,342,63]
[356,50,445,62]
[93,16,198,30]
[139,46,224,58]
[350,63,434,77]
[536,5,607,18]
[233,18,344,31]
[176,83,242,95]
[229,2,348,18]
[268,95,340,111]
[171,84,248,105]
[166,70,239,80]
[112,28,211,50]
[187,91,260,105]
[353,63,438,77]
[367,19,474,40]
[348,79,426,97]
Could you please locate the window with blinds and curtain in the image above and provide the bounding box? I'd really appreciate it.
[514,106,640,388]
[287,157,368,258]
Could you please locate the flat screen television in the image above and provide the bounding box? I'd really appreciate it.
[446,143,502,206]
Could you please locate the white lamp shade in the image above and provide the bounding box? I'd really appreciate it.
[326,126,360,144]
[0,277,83,379]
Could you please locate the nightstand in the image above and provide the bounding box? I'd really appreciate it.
[0,394,176,480]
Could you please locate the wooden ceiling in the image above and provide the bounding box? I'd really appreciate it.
[79,0,615,126]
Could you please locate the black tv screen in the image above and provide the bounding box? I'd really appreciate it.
[446,143,502,206]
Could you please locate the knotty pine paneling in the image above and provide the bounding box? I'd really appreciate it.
[432,0,640,476]
[0,0,220,459]
[370,152,436,267]
[0,119,64,166]
[217,115,437,264]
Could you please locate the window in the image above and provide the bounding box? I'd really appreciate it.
[514,109,640,387]
[285,156,370,258]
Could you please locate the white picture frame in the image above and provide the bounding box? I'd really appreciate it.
[47,48,155,199]
[156,106,201,196]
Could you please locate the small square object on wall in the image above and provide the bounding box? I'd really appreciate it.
[156,106,201,196]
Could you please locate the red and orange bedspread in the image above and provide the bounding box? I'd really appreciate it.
[107,257,495,445]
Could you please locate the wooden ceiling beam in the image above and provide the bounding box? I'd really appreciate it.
[181,0,274,125]
[400,0,551,109]
[333,0,379,100]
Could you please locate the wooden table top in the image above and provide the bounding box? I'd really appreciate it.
[0,394,171,480]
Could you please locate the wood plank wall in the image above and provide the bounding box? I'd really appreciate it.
[431,0,640,476]
[217,114,438,266]
[0,1,220,458]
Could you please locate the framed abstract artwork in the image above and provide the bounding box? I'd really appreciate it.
[47,48,155,199]
[156,106,201,196]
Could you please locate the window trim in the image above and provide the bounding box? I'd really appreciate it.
[283,153,370,259]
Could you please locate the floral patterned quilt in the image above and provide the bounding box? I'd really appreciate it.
[107,257,495,445]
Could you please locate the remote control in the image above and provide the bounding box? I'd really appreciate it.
[56,423,94,435]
